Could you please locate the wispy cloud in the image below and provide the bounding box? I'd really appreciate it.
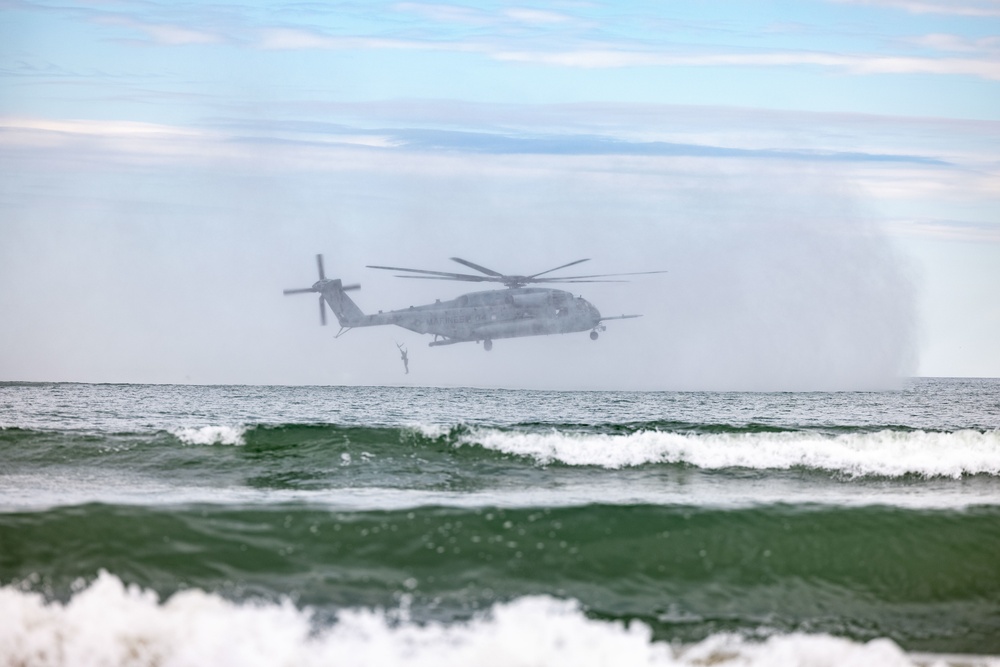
[1,117,204,138]
[503,8,573,25]
[0,116,397,166]
[491,49,1000,79]
[388,127,949,165]
[95,15,223,45]
[392,3,574,27]
[0,113,953,167]
[908,33,1000,55]
[248,32,1000,81]
[888,218,1000,242]
[391,3,494,26]
[245,21,1000,81]
[10,1,1000,81]
[832,0,1000,17]
[255,28,468,52]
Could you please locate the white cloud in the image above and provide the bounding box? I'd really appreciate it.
[393,3,573,27]
[244,26,1000,81]
[503,8,572,25]
[491,49,1000,79]
[256,28,342,50]
[254,28,482,53]
[832,0,1000,16]
[95,16,223,45]
[909,33,1000,54]
[888,219,1000,242]
[393,3,493,25]
[0,117,399,164]
[0,117,204,141]
[40,2,1000,82]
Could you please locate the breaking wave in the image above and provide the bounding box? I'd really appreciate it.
[3,422,1000,478]
[168,425,246,446]
[1,572,990,667]
[453,426,1000,477]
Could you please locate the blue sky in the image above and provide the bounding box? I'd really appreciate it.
[1,0,998,387]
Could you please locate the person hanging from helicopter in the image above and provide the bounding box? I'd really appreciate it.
[396,342,409,374]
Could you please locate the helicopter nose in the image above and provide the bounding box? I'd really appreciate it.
[580,299,600,322]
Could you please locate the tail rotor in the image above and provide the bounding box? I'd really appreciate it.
[284,254,360,326]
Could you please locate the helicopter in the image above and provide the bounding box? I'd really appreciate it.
[283,255,666,351]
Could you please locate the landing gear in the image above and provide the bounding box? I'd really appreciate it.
[483,339,493,351]
[590,330,599,341]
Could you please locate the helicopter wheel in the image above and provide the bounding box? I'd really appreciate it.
[484,339,493,352]
[590,330,599,341]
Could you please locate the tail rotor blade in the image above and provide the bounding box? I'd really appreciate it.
[342,283,361,291]
[316,254,326,281]
[283,287,315,295]
[319,295,327,326]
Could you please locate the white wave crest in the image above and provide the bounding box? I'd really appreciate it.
[2,572,992,667]
[410,422,451,440]
[169,426,245,446]
[459,428,1000,478]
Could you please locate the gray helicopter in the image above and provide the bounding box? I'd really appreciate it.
[284,255,665,351]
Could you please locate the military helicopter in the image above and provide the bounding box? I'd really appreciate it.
[284,255,665,351]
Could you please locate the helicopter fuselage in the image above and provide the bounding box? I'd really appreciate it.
[337,286,602,346]
[285,255,655,351]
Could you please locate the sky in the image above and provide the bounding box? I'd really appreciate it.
[1,0,998,390]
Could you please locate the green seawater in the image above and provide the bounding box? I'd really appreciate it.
[3,502,999,653]
[1,379,999,660]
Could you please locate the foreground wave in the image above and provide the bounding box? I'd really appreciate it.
[4,503,999,653]
[1,572,995,667]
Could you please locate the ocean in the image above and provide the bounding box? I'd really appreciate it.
[1,378,998,666]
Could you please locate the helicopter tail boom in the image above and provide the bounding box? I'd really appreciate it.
[319,279,366,327]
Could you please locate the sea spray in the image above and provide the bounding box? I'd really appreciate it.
[0,573,973,667]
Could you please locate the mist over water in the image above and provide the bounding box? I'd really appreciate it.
[646,170,919,391]
[335,162,921,391]
[0,149,919,390]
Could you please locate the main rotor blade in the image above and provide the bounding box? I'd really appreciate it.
[528,258,591,279]
[390,274,495,282]
[283,287,315,295]
[537,279,630,283]
[449,258,503,277]
[368,265,496,282]
[319,295,327,326]
[316,254,326,281]
[532,270,668,282]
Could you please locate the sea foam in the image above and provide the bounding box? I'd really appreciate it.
[2,572,989,667]
[169,425,245,446]
[458,427,1000,478]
